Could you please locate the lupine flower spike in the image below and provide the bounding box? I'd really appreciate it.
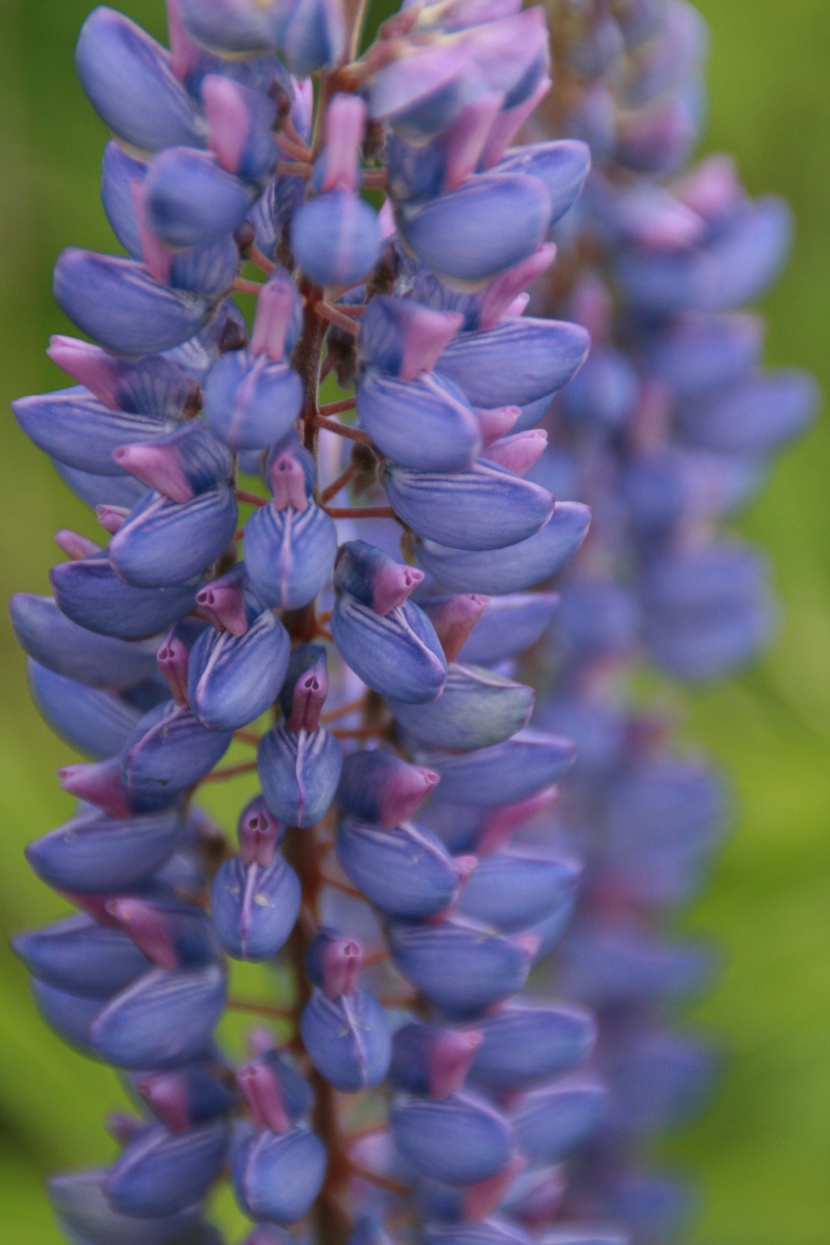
[10,1,812,1244]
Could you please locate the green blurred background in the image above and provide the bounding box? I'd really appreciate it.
[0,1,828,1241]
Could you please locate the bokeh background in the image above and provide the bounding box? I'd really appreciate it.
[0,1,828,1241]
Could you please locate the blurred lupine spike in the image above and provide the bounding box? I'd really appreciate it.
[10,0,812,1242]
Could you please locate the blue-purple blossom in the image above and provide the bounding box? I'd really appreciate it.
[9,0,813,1243]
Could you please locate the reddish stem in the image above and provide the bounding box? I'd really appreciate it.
[324,506,396,520]
[319,397,357,416]
[201,761,258,782]
[228,999,294,1020]
[248,245,276,274]
[315,416,372,444]
[233,277,264,296]
[317,302,360,336]
[320,464,359,504]
[236,489,267,507]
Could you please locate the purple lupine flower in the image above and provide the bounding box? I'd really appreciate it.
[10,1,811,1243]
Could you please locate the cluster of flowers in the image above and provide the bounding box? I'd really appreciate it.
[10,1,630,1244]
[9,1,814,1244]
[516,1,814,1239]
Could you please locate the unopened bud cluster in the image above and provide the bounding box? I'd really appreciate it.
[10,1,813,1245]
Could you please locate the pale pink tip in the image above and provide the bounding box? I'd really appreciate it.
[47,336,120,411]
[400,308,464,382]
[478,785,558,855]
[139,1071,191,1133]
[464,1153,527,1221]
[113,443,194,504]
[203,74,250,174]
[196,583,248,636]
[237,1062,291,1134]
[322,936,363,998]
[482,75,552,168]
[371,562,424,616]
[322,93,367,193]
[514,932,541,962]
[55,529,101,560]
[130,180,172,286]
[269,453,309,512]
[251,277,296,363]
[106,898,178,971]
[429,1028,484,1099]
[475,404,520,446]
[443,91,504,190]
[454,854,478,886]
[423,593,490,663]
[484,429,548,476]
[96,504,130,535]
[157,633,190,707]
[478,244,557,332]
[58,758,131,818]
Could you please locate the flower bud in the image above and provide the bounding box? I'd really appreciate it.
[456,849,580,932]
[336,750,439,827]
[106,1119,229,1217]
[138,1067,236,1132]
[203,74,278,182]
[188,607,291,731]
[292,191,381,288]
[305,928,363,997]
[177,0,277,53]
[27,660,141,759]
[389,917,537,1013]
[334,541,424,615]
[421,729,575,807]
[469,1003,596,1093]
[384,460,553,552]
[12,388,179,477]
[390,1023,483,1099]
[359,297,463,379]
[390,1092,514,1187]
[458,592,559,666]
[9,594,158,687]
[91,964,227,1069]
[416,502,591,595]
[244,500,338,610]
[121,702,233,798]
[437,317,590,409]
[390,663,534,752]
[211,852,301,960]
[495,140,591,229]
[26,807,184,894]
[300,987,391,1090]
[357,369,481,472]
[232,1126,327,1224]
[336,817,474,919]
[257,722,342,828]
[54,250,212,356]
[13,915,149,999]
[203,349,304,451]
[332,591,447,705]
[48,332,195,419]
[108,484,238,590]
[114,422,233,503]
[51,552,199,640]
[510,1076,606,1165]
[106,897,220,969]
[76,8,204,152]
[48,1169,199,1245]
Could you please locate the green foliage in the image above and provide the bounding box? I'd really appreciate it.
[0,1,827,1241]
